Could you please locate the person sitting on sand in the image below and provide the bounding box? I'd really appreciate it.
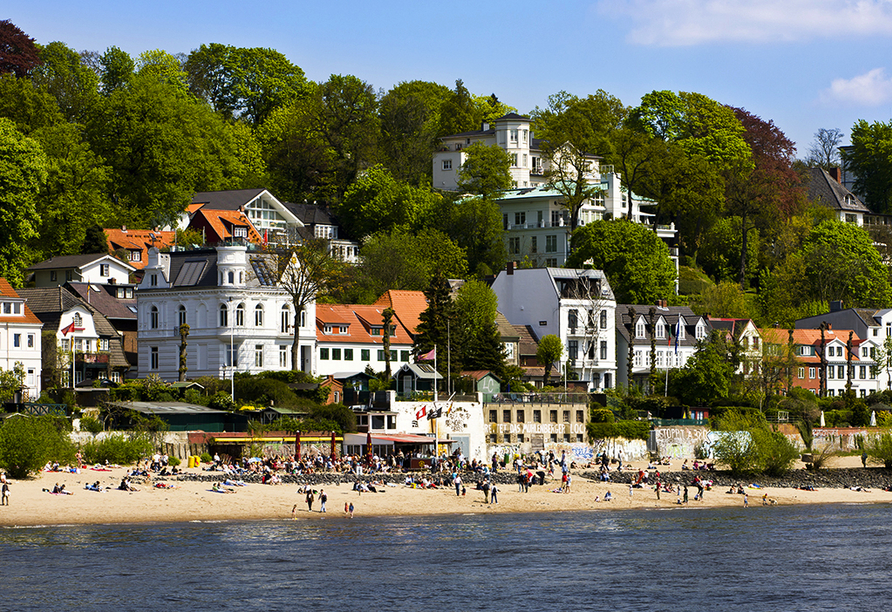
[57,484,73,495]
[212,482,235,493]
[604,491,612,501]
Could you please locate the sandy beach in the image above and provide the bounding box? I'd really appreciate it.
[1,455,889,527]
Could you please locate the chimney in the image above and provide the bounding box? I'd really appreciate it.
[830,300,844,312]
[506,261,515,276]
[829,167,842,184]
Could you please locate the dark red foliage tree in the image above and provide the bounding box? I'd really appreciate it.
[0,20,42,77]
[726,107,806,287]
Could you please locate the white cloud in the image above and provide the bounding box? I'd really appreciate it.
[600,0,892,46]
[821,68,892,105]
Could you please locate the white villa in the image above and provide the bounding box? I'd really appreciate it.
[492,265,617,390]
[136,245,317,381]
[433,113,677,268]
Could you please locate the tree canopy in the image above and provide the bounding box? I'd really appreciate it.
[566,219,677,304]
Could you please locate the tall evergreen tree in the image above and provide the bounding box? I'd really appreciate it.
[414,270,457,390]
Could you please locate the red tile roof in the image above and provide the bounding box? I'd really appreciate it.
[374,290,427,335]
[105,228,176,270]
[316,304,412,345]
[0,278,43,325]
[189,209,263,244]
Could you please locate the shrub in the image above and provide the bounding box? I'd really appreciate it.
[614,420,650,441]
[589,407,615,423]
[865,431,892,468]
[713,410,799,475]
[200,452,212,463]
[168,456,181,467]
[80,433,154,465]
[79,416,104,435]
[751,428,800,476]
[0,415,76,478]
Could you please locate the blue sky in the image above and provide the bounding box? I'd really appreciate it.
[10,0,892,155]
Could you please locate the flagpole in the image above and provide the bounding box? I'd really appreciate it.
[434,344,438,402]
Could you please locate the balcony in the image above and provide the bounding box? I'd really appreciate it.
[76,352,109,365]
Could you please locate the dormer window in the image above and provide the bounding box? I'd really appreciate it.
[324,325,333,334]
[73,313,83,327]
[340,326,348,334]
[130,250,141,262]
[371,327,382,336]
[656,322,666,339]
[635,320,645,339]
[233,227,247,238]
[696,323,706,339]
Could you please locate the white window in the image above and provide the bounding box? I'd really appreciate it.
[100,263,110,277]
[255,304,264,327]
[178,305,187,327]
[150,347,159,370]
[279,346,288,368]
[27,334,34,348]
[511,153,518,167]
[236,303,245,326]
[281,305,290,333]
[234,227,247,238]
[809,367,816,379]
[130,250,142,262]
[220,304,229,327]
[510,129,518,142]
[73,313,83,327]
[442,160,452,171]
[255,345,264,368]
[99,338,109,351]
[656,323,665,339]
[636,321,645,339]
[150,306,159,329]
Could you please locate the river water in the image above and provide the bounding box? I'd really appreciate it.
[2,504,890,611]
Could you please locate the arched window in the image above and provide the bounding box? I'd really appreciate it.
[228,271,234,284]
[236,303,245,326]
[178,304,187,327]
[220,304,229,327]
[255,304,264,327]
[73,313,83,327]
[300,308,306,328]
[150,306,159,329]
[281,305,291,333]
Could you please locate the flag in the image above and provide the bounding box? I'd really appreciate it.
[415,405,427,420]
[427,406,442,420]
[418,347,436,361]
[61,321,76,336]
[446,402,454,415]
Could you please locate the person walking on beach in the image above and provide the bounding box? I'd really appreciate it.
[345,501,349,515]
[454,474,462,497]
[319,489,327,513]
[655,481,660,501]
[683,485,689,504]
[744,493,749,508]
[306,490,314,512]
[490,484,498,504]
[1,481,9,506]
[348,502,354,518]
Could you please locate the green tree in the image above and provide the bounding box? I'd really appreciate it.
[82,226,109,255]
[537,334,564,388]
[0,415,75,478]
[845,120,892,213]
[669,335,735,406]
[566,219,676,304]
[414,270,458,388]
[437,79,481,137]
[438,194,506,278]
[32,41,100,123]
[454,279,506,376]
[0,362,25,402]
[349,228,467,302]
[0,117,47,285]
[692,281,754,319]
[337,165,440,239]
[136,49,189,94]
[378,80,451,184]
[800,220,892,307]
[630,90,752,173]
[698,216,760,285]
[865,430,892,468]
[456,141,512,198]
[98,46,134,94]
[531,90,626,231]
[87,72,253,226]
